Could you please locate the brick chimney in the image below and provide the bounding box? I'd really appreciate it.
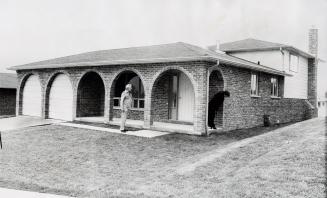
[307,27,318,118]
[308,28,318,57]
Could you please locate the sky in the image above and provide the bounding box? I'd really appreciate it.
[0,0,326,94]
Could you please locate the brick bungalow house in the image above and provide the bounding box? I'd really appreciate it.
[0,73,17,116]
[8,37,317,135]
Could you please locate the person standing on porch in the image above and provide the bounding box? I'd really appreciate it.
[120,84,133,132]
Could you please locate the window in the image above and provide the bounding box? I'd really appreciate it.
[271,77,279,97]
[251,73,259,96]
[113,73,145,109]
[318,102,321,107]
[289,54,299,72]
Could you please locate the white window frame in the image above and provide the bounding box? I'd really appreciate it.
[113,97,145,110]
[289,54,299,72]
[271,77,279,97]
[250,73,259,97]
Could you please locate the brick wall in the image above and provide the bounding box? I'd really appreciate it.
[220,64,311,131]
[0,88,16,115]
[76,72,105,117]
[113,109,144,120]
[151,74,169,122]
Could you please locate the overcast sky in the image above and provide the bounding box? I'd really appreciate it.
[0,0,326,91]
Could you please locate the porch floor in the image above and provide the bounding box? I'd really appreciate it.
[74,117,195,134]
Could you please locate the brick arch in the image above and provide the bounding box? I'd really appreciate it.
[108,68,146,92]
[208,66,226,90]
[148,66,198,99]
[76,69,107,90]
[148,66,198,126]
[108,68,146,121]
[76,70,106,117]
[44,71,73,118]
[18,72,41,115]
[207,65,226,129]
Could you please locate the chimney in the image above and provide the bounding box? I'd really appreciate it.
[208,40,225,54]
[309,28,318,57]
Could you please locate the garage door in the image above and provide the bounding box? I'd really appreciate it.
[49,74,73,121]
[22,75,42,117]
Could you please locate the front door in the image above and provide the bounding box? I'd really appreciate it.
[177,73,194,122]
[168,75,178,120]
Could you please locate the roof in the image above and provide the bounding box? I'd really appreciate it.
[0,73,17,89]
[8,42,287,76]
[215,38,315,58]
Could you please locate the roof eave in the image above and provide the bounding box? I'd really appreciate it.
[224,46,315,59]
[219,58,289,76]
[8,56,217,71]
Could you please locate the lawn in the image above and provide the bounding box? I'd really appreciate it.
[0,118,326,198]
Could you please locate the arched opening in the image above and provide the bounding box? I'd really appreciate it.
[208,70,225,129]
[21,74,42,117]
[76,72,105,117]
[110,71,145,121]
[151,69,195,124]
[45,73,73,121]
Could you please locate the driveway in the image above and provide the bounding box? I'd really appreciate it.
[0,116,62,131]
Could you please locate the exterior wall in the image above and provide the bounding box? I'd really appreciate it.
[0,88,16,115]
[76,73,105,117]
[113,109,144,120]
[283,50,308,99]
[229,50,283,71]
[151,74,169,122]
[220,64,311,131]
[230,50,310,99]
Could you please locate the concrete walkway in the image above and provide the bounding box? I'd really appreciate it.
[0,187,72,198]
[0,116,63,131]
[57,122,170,138]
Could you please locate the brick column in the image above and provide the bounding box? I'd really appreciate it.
[143,86,152,129]
[16,74,22,116]
[39,73,47,119]
[104,84,110,123]
[193,66,208,135]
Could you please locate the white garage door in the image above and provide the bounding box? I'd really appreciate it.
[49,74,73,121]
[22,75,42,117]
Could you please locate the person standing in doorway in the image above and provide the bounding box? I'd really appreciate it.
[120,84,133,132]
[208,90,230,129]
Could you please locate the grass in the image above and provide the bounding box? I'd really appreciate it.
[0,118,325,198]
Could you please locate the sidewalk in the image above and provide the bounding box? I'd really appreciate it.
[0,188,72,198]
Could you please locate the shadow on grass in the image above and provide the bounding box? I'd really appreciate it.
[161,122,294,144]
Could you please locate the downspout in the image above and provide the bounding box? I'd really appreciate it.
[280,47,285,72]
